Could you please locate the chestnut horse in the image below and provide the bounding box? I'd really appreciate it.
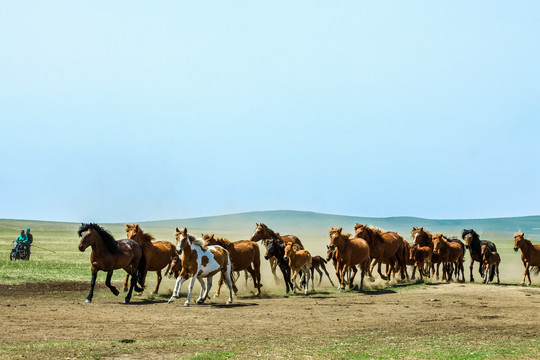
[284,243,312,294]
[125,224,177,294]
[168,228,234,307]
[78,223,145,303]
[481,244,500,284]
[354,224,406,281]
[328,227,371,291]
[432,233,465,282]
[203,234,262,297]
[462,229,498,282]
[513,232,540,286]
[409,246,432,280]
[249,223,303,282]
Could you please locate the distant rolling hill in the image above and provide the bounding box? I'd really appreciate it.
[139,210,540,240]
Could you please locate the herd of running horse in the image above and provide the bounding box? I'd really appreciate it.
[77,222,540,305]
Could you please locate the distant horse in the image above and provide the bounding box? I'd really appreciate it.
[249,223,304,283]
[125,224,177,294]
[77,223,145,303]
[283,243,312,294]
[264,238,295,293]
[481,245,500,284]
[432,233,465,282]
[354,224,406,281]
[311,256,335,287]
[328,227,371,291]
[168,228,234,307]
[513,232,540,286]
[203,234,262,297]
[462,229,498,282]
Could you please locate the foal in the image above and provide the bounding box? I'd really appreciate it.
[409,246,432,280]
[283,243,312,294]
[481,245,500,284]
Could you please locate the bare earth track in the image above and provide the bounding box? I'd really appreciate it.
[1,281,539,359]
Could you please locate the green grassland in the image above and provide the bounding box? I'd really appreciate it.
[0,210,537,285]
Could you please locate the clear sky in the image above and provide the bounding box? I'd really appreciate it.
[1,1,539,222]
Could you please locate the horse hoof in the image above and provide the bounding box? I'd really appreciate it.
[520,282,525,286]
[196,299,204,304]
[124,299,130,304]
[183,301,190,307]
[112,289,120,296]
[168,296,177,304]
[85,299,92,303]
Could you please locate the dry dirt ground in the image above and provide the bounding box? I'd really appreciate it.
[1,281,539,359]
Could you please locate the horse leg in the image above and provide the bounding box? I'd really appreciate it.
[335,262,343,290]
[184,274,198,306]
[125,270,140,303]
[270,257,280,284]
[196,278,206,304]
[86,271,98,303]
[105,270,119,296]
[123,273,130,292]
[411,264,417,280]
[496,265,500,284]
[153,270,162,295]
[349,265,358,290]
[168,271,188,303]
[469,258,474,282]
[322,263,335,287]
[339,265,348,291]
[521,263,529,285]
[213,274,224,298]
[223,266,233,305]
[377,261,388,281]
[246,265,259,296]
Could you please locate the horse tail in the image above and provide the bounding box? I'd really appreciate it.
[134,249,146,292]
[531,266,540,277]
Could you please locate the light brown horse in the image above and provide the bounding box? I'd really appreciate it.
[328,227,371,291]
[249,223,304,282]
[78,223,145,303]
[432,233,465,282]
[513,232,540,286]
[283,243,312,294]
[125,224,177,294]
[203,234,262,297]
[481,244,500,284]
[168,228,234,307]
[354,224,406,281]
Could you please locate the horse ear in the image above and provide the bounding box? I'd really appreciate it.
[211,234,214,239]
[135,224,140,231]
[338,227,342,234]
[175,227,180,233]
[183,228,187,235]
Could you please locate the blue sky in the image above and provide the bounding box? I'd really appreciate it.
[1,1,539,222]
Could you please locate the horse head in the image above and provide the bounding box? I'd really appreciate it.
[264,238,283,260]
[283,243,294,261]
[175,227,190,255]
[513,232,525,252]
[125,224,143,241]
[432,233,445,255]
[77,223,95,252]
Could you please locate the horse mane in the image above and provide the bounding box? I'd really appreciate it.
[260,223,281,241]
[126,224,155,242]
[461,229,479,242]
[190,235,206,248]
[78,223,119,253]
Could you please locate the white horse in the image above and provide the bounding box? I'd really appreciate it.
[168,228,234,307]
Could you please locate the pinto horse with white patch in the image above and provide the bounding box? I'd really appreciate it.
[168,228,234,307]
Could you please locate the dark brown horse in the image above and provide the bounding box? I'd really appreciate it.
[249,223,303,282]
[481,244,500,284]
[462,229,498,282]
[513,232,540,286]
[78,223,145,303]
[354,224,406,281]
[125,224,177,294]
[203,234,262,297]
